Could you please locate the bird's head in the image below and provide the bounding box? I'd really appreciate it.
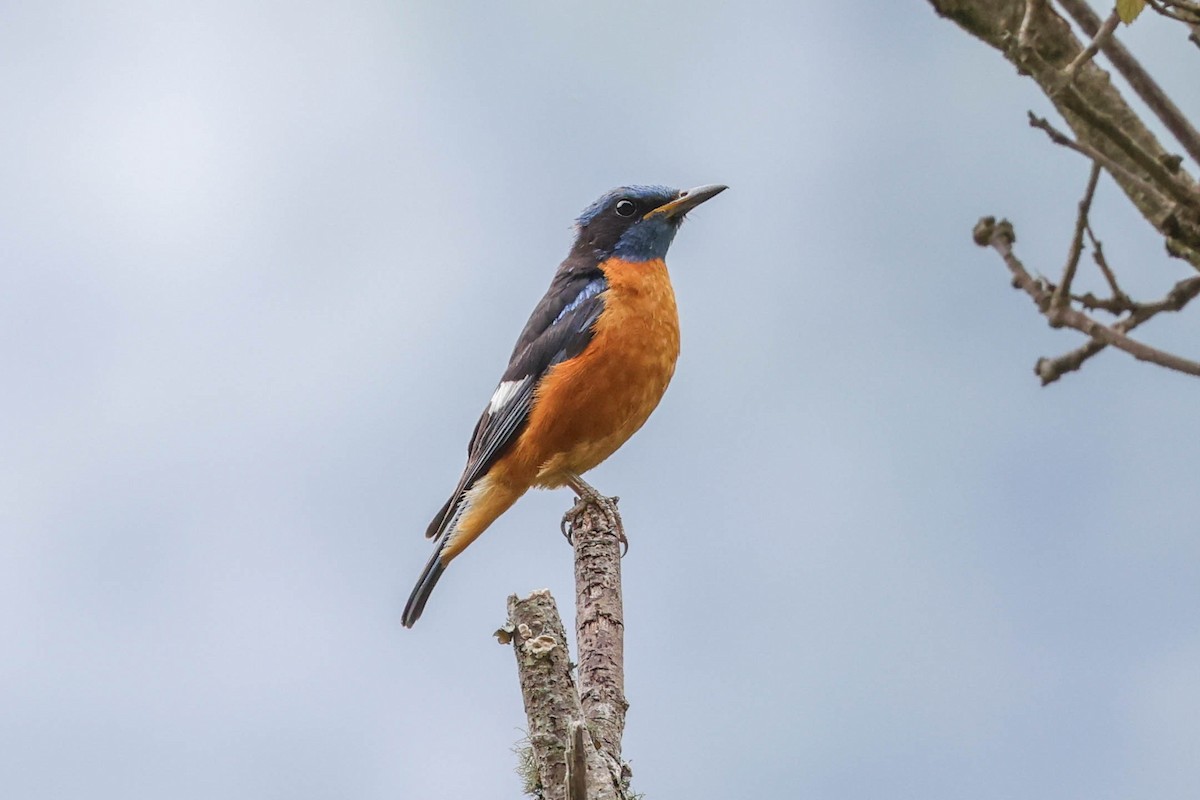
[572,184,727,262]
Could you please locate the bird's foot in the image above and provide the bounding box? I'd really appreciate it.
[560,477,627,555]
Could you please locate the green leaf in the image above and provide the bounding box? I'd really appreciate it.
[1116,0,1147,24]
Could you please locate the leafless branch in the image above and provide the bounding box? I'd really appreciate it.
[1146,0,1200,25]
[1167,235,1200,270]
[931,0,1200,383]
[566,722,589,800]
[1086,225,1131,302]
[1027,112,1164,204]
[1033,338,1109,383]
[1052,162,1102,308]
[1020,0,1046,52]
[1059,8,1120,85]
[503,590,601,800]
[1157,0,1200,15]
[501,498,633,800]
[975,216,1200,381]
[1052,87,1199,211]
[932,0,1198,241]
[1057,0,1200,168]
[571,502,628,780]
[1042,273,1200,381]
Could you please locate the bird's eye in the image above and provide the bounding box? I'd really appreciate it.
[615,199,637,217]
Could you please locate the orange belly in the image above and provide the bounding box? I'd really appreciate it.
[509,256,680,487]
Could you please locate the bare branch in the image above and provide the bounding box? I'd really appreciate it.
[1018,0,1048,61]
[930,0,1197,239]
[1159,0,1200,16]
[1059,9,1120,85]
[1020,0,1044,46]
[974,216,1200,379]
[934,1,1200,383]
[1052,162,1102,308]
[504,590,619,800]
[1034,338,1109,383]
[1086,225,1131,302]
[1145,0,1200,24]
[1040,310,1200,377]
[1052,86,1200,211]
[1167,235,1200,270]
[1039,273,1200,381]
[1027,112,1164,203]
[1057,0,1200,168]
[570,501,628,777]
[1133,274,1200,317]
[504,495,635,800]
[566,722,589,800]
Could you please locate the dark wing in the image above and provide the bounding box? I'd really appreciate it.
[424,261,608,539]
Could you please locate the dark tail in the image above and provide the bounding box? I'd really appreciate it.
[425,492,455,539]
[404,488,466,628]
[401,545,446,628]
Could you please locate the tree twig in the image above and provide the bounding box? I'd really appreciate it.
[1019,0,1046,53]
[1053,86,1200,210]
[1038,273,1200,382]
[1167,235,1200,271]
[1033,338,1108,383]
[1086,225,1130,302]
[931,0,1196,238]
[1145,0,1200,26]
[1056,0,1200,168]
[974,216,1200,380]
[1052,162,1102,308]
[1059,8,1120,86]
[1027,112,1164,206]
[932,0,1200,383]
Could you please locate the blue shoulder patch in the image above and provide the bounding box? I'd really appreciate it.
[553,276,606,325]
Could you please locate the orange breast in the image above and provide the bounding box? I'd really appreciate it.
[510,256,680,487]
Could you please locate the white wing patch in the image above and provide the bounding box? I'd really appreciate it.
[489,378,528,414]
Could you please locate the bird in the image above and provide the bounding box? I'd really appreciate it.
[402,183,727,627]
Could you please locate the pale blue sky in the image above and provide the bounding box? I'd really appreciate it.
[2,2,1198,798]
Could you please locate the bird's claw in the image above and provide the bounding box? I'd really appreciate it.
[560,496,589,545]
[560,492,627,555]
